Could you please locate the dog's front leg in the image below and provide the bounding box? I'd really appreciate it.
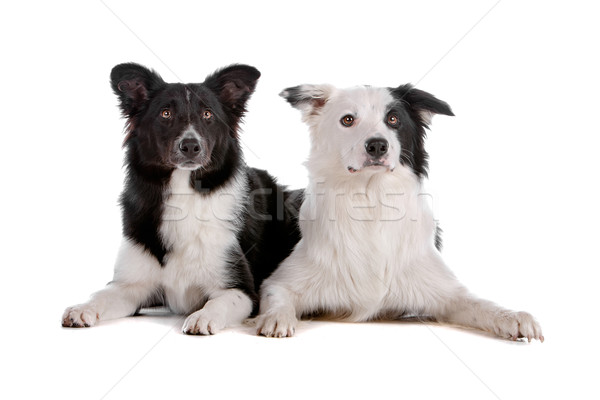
[62,240,160,328]
[409,252,544,342]
[182,289,253,335]
[62,282,156,327]
[255,283,299,338]
[437,295,544,342]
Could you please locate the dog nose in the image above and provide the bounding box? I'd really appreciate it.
[365,138,389,158]
[179,138,201,158]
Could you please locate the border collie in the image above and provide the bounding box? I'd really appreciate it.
[62,63,301,334]
[255,83,543,341]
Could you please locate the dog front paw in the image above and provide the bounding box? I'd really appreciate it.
[256,312,298,338]
[62,304,99,328]
[492,311,544,342]
[182,309,226,335]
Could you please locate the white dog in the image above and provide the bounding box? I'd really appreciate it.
[255,83,543,341]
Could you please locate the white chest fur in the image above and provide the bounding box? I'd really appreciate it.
[285,167,438,319]
[157,169,247,312]
[302,168,435,251]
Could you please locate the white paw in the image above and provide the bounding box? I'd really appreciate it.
[255,312,298,338]
[62,304,99,328]
[492,311,544,342]
[182,309,226,335]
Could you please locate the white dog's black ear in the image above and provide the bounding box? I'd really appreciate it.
[391,84,454,126]
[280,84,334,119]
[204,64,261,121]
[111,63,166,118]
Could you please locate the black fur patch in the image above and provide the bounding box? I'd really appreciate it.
[388,84,454,179]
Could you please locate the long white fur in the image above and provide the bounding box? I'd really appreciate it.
[256,85,543,341]
[62,168,253,334]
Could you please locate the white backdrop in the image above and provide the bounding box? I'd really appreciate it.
[1,1,598,399]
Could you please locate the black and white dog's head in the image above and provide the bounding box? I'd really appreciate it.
[281,84,453,179]
[111,63,260,174]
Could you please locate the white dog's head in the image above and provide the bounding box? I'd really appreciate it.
[281,84,453,179]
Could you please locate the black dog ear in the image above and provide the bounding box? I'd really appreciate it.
[204,64,260,118]
[110,63,165,117]
[392,84,454,126]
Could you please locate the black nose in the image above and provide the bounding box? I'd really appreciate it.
[365,138,389,158]
[179,138,201,158]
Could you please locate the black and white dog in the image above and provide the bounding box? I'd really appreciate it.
[256,84,544,341]
[62,63,301,334]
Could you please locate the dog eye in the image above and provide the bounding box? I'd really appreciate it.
[387,114,400,126]
[340,115,355,127]
[203,110,213,120]
[161,109,172,119]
